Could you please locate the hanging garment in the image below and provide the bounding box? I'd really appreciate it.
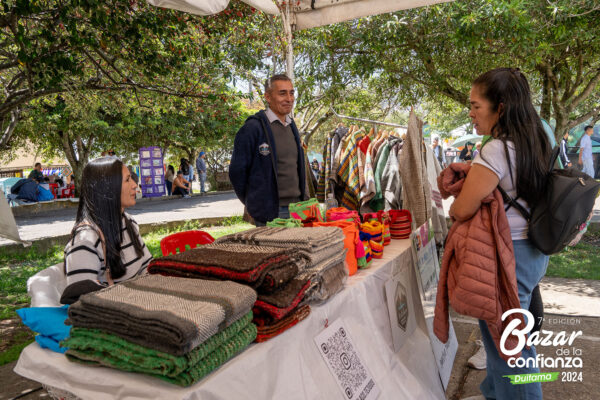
[336,132,361,210]
[425,144,449,243]
[316,135,333,202]
[398,111,431,228]
[382,140,403,211]
[360,140,378,213]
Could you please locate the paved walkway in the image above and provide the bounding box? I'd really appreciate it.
[0,192,244,246]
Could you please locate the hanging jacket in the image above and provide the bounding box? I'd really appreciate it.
[229,110,307,223]
[433,163,523,361]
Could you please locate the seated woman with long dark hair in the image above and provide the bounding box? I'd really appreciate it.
[60,157,153,304]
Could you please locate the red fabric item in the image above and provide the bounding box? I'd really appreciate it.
[148,255,289,284]
[254,305,311,342]
[306,220,363,276]
[434,163,523,361]
[253,279,311,320]
[357,136,371,155]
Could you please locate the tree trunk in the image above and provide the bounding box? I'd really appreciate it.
[540,74,552,122]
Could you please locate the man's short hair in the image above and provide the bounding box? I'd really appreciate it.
[34,162,41,168]
[584,125,593,132]
[177,170,183,175]
[264,74,292,94]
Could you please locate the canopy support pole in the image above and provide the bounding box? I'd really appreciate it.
[330,107,407,129]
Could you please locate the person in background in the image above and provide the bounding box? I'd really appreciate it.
[450,67,551,400]
[179,158,193,194]
[431,137,446,167]
[459,141,475,161]
[165,165,175,196]
[28,162,44,183]
[311,159,320,178]
[229,74,307,226]
[578,125,594,177]
[559,131,572,168]
[60,157,153,304]
[40,177,51,191]
[172,170,191,198]
[472,142,482,159]
[196,151,207,194]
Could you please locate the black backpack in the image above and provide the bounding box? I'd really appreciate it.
[499,146,600,255]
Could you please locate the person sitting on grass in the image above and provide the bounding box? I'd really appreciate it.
[172,170,191,198]
[60,157,153,304]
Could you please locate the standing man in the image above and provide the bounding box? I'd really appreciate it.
[196,151,207,194]
[559,131,572,168]
[431,137,446,168]
[578,125,594,178]
[28,162,44,182]
[229,74,306,225]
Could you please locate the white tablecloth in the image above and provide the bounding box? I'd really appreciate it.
[15,240,446,400]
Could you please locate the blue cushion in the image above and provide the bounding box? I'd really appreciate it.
[16,305,71,353]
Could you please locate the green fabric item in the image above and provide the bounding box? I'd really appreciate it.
[266,218,303,228]
[371,142,392,211]
[63,312,256,387]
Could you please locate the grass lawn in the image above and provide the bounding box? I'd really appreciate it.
[546,230,600,280]
[0,218,252,366]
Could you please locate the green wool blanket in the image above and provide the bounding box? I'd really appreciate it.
[67,274,256,356]
[63,312,256,387]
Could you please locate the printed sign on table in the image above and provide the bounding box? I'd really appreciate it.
[411,220,458,390]
[384,255,417,352]
[315,319,380,400]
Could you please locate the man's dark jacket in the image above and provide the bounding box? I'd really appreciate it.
[229,110,306,223]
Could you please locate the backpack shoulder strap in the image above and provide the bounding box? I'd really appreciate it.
[498,140,532,221]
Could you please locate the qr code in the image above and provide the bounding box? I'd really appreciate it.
[320,326,368,399]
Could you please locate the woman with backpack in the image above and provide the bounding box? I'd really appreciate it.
[449,68,551,400]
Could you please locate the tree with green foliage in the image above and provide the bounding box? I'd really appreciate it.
[0,0,270,149]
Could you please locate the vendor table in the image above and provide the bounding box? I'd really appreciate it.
[15,240,446,400]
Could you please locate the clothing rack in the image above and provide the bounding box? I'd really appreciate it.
[329,107,407,129]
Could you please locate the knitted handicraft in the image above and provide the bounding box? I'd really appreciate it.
[253,278,311,320]
[216,227,345,268]
[325,207,361,226]
[389,209,413,239]
[64,312,255,386]
[266,218,303,228]
[363,211,391,245]
[147,243,306,292]
[288,198,324,223]
[304,220,365,276]
[298,255,348,304]
[66,275,256,356]
[66,323,256,386]
[362,241,373,266]
[255,305,310,343]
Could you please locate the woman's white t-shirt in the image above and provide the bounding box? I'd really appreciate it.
[472,139,529,240]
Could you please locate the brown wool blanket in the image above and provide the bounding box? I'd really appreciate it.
[216,227,345,267]
[298,255,348,304]
[253,278,311,320]
[255,305,311,343]
[66,275,256,356]
[148,243,307,292]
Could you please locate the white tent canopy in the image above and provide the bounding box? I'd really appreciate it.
[147,0,453,30]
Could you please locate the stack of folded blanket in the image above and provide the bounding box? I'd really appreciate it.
[148,243,307,293]
[63,275,256,386]
[217,226,345,269]
[149,241,318,342]
[217,227,347,303]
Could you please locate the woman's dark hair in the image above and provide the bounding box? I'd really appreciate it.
[70,157,143,279]
[168,165,175,174]
[56,178,64,186]
[473,68,551,206]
